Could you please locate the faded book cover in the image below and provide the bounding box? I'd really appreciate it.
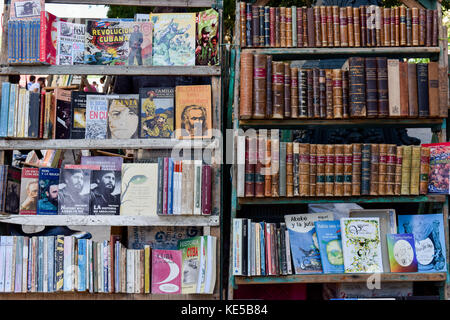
[106,94,139,139]
[139,88,174,138]
[151,249,182,294]
[19,167,39,215]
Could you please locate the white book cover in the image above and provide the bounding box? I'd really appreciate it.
[236,135,245,198]
[14,236,22,293]
[232,218,243,276]
[204,236,216,294]
[285,229,293,274]
[126,250,133,293]
[47,236,54,292]
[99,242,104,293]
[193,160,202,215]
[22,237,28,293]
[4,237,13,292]
[23,91,30,138]
[63,236,72,292]
[255,223,261,276]
[88,240,93,293]
[0,237,5,292]
[177,162,183,215]
[43,236,48,293]
[56,21,85,65]
[340,217,383,273]
[172,161,179,215]
[10,237,16,293]
[251,222,256,276]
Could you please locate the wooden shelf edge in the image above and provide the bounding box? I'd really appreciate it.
[242,47,441,56]
[45,0,219,7]
[0,292,220,300]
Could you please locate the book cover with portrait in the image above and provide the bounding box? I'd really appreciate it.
[89,169,121,215]
[37,167,60,215]
[195,8,219,66]
[139,87,174,139]
[85,94,118,139]
[57,168,91,215]
[175,85,212,140]
[54,88,72,139]
[106,94,139,139]
[9,0,44,20]
[19,167,39,215]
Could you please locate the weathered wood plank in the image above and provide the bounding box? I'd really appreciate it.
[400,0,426,9]
[0,292,220,300]
[44,0,218,6]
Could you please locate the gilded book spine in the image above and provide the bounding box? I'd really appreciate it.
[240,2,246,47]
[325,69,333,119]
[340,7,348,47]
[286,142,294,197]
[426,9,432,47]
[342,70,349,119]
[245,136,255,197]
[246,3,253,46]
[259,6,265,46]
[376,57,389,117]
[284,63,291,118]
[297,7,303,47]
[419,9,425,46]
[272,61,285,119]
[286,7,292,48]
[313,68,320,118]
[400,6,406,46]
[410,146,421,195]
[343,144,353,196]
[320,6,328,47]
[325,144,335,196]
[352,144,362,196]
[349,57,366,118]
[432,10,438,46]
[264,139,272,197]
[412,7,419,46]
[270,7,275,47]
[369,143,379,195]
[275,7,280,47]
[304,7,309,47]
[253,54,266,119]
[264,6,270,46]
[240,51,253,119]
[307,69,314,117]
[347,7,354,47]
[400,145,412,195]
[291,67,299,118]
[360,5,367,47]
[299,143,310,196]
[309,144,317,196]
[266,55,273,118]
[298,69,308,118]
[406,7,412,46]
[377,6,383,46]
[334,144,344,197]
[361,143,371,196]
[395,7,400,46]
[293,142,300,196]
[333,6,340,46]
[314,7,322,47]
[353,7,361,47]
[386,144,397,195]
[255,136,264,197]
[390,8,396,46]
[327,6,334,47]
[252,6,260,46]
[280,7,286,47]
[316,144,326,196]
[378,144,388,195]
[419,147,430,195]
[384,8,390,46]
[394,146,403,195]
[332,69,343,119]
[365,57,378,118]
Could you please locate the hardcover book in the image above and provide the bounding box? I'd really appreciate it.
[56,21,85,65]
[139,87,174,139]
[151,249,182,294]
[58,169,91,215]
[195,8,219,66]
[106,95,140,139]
[386,233,418,272]
[422,142,450,194]
[314,220,345,274]
[178,236,202,294]
[19,167,39,215]
[89,170,121,215]
[37,168,60,215]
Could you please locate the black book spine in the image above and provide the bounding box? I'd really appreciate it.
[298,69,308,118]
[313,68,320,118]
[266,55,273,118]
[361,143,371,195]
[307,69,314,118]
[280,224,287,275]
[276,226,282,275]
[376,57,389,117]
[342,70,349,118]
[246,3,253,47]
[264,6,270,46]
[319,69,327,118]
[259,6,265,46]
[242,219,248,276]
[365,57,378,117]
[417,63,429,117]
[349,57,366,118]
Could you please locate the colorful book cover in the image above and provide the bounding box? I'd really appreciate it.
[89,170,121,215]
[386,233,418,272]
[7,84,18,137]
[195,8,219,66]
[47,236,54,292]
[56,21,86,65]
[139,87,174,139]
[70,91,98,139]
[54,88,72,139]
[127,226,202,250]
[85,95,115,140]
[397,214,447,272]
[284,212,333,274]
[177,236,202,294]
[422,142,450,194]
[106,95,139,139]
[0,82,11,137]
[77,239,86,291]
[19,167,39,215]
[40,11,64,65]
[81,156,123,171]
[127,21,153,66]
[37,167,60,215]
[314,220,345,274]
[10,0,43,20]
[57,169,91,215]
[151,249,182,294]
[340,217,383,273]
[151,13,196,66]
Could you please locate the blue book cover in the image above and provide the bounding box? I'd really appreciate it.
[386,233,418,272]
[0,82,10,137]
[14,236,23,292]
[7,21,12,63]
[24,22,29,63]
[7,84,17,137]
[38,236,44,292]
[259,222,265,276]
[47,236,54,292]
[397,214,447,273]
[78,239,86,292]
[27,239,32,291]
[314,220,345,274]
[103,240,108,293]
[168,158,174,214]
[37,168,60,215]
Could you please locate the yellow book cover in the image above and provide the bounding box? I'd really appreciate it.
[144,245,150,293]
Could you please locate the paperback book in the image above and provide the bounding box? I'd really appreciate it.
[151,249,182,294]
[139,87,174,139]
[422,142,450,194]
[314,220,345,273]
[80,156,123,171]
[106,95,139,139]
[178,236,202,294]
[19,167,39,215]
[127,226,202,250]
[56,21,85,65]
[57,168,91,215]
[195,8,219,66]
[70,91,97,139]
[85,95,115,139]
[37,168,60,215]
[54,88,72,139]
[89,170,121,215]
[386,233,418,272]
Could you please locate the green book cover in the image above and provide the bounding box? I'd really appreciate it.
[178,236,202,294]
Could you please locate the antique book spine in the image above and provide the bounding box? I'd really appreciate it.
[400,6,406,46]
[332,69,343,119]
[439,66,449,118]
[417,63,429,117]
[378,144,388,195]
[327,6,334,47]
[399,61,409,118]
[316,144,326,196]
[240,2,246,47]
[270,7,276,47]
[303,7,309,47]
[334,144,344,197]
[240,51,253,119]
[259,6,265,46]
[360,5,367,47]
[384,8,391,46]
[319,69,327,118]
[275,7,281,47]
[272,61,285,119]
[284,63,291,118]
[406,7,412,46]
[371,5,377,46]
[376,57,389,117]
[428,61,439,118]
[412,7,419,46]
[271,133,279,197]
[366,6,372,47]
[394,146,403,195]
[253,54,266,119]
[313,68,321,118]
[325,144,335,196]
[280,7,286,47]
[293,142,300,196]
[343,144,353,196]
[387,59,401,117]
[340,7,348,47]
[252,6,260,46]
[352,143,362,196]
[266,55,273,118]
[298,69,308,118]
[395,7,400,46]
[286,7,293,48]
[365,57,378,118]
[419,9,425,46]
[291,67,299,118]
[386,144,397,195]
[347,6,354,47]
[349,57,366,118]
[307,69,314,117]
[325,69,334,119]
[333,6,340,46]
[361,143,371,196]
[426,9,432,47]
[320,6,328,47]
[286,142,294,197]
[309,144,317,196]
[419,147,430,195]
[314,6,322,47]
[299,143,310,196]
[410,146,421,195]
[246,3,253,47]
[377,6,383,46]
[264,6,270,46]
[353,7,361,47]
[264,139,272,197]
[369,143,379,195]
[390,8,396,46]
[407,63,418,118]
[297,7,303,47]
[342,70,349,118]
[432,10,438,47]
[254,135,265,198]
[307,8,315,47]
[400,145,412,195]
[245,136,255,197]
[279,142,287,197]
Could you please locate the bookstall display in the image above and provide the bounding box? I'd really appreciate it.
[229,0,449,300]
[0,0,223,299]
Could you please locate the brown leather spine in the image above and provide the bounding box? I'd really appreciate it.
[264,138,272,197]
[286,142,294,197]
[342,70,349,119]
[428,61,439,118]
[333,6,340,46]
[313,68,320,118]
[378,6,384,46]
[334,144,344,197]
[299,143,310,196]
[240,2,246,47]
[412,7,419,46]
[419,8,425,46]
[319,69,327,118]
[384,8,391,46]
[297,7,303,47]
[406,7,411,46]
[270,7,276,47]
[348,57,366,118]
[432,9,438,47]
[325,69,333,119]
[343,144,353,196]
[325,144,336,197]
[419,146,430,195]
[378,144,388,195]
[332,69,343,119]
[284,62,291,118]
[390,8,396,46]
[399,61,409,118]
[394,146,403,195]
[347,6,354,47]
[266,55,273,118]
[280,7,286,47]
[272,61,284,119]
[407,62,418,118]
[314,6,322,47]
[366,6,372,47]
[293,142,299,196]
[253,54,267,119]
[271,132,279,197]
[298,69,308,118]
[426,9,432,47]
[340,7,348,47]
[275,7,281,47]
[395,7,400,46]
[353,7,361,47]
[410,146,421,195]
[400,6,406,46]
[303,7,309,47]
[327,6,334,47]
[360,5,367,47]
[370,143,379,195]
[316,144,326,196]
[286,7,292,48]
[352,143,362,195]
[386,144,397,195]
[307,69,314,117]
[307,8,315,47]
[291,67,299,118]
[320,6,328,47]
[439,66,449,118]
[240,51,253,119]
[255,135,265,197]
[309,144,317,196]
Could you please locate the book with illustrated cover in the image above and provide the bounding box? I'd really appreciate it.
[37,168,60,215]
[70,91,97,139]
[39,11,65,65]
[10,0,43,20]
[127,226,202,250]
[57,168,91,215]
[56,21,85,65]
[422,142,450,194]
[19,167,39,215]
[54,88,72,139]
[386,233,418,272]
[89,170,121,215]
[4,166,21,214]
[85,95,116,140]
[195,9,219,66]
[314,220,345,274]
[151,249,182,294]
[139,87,174,139]
[178,236,202,294]
[106,95,139,139]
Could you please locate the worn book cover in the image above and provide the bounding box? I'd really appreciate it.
[178,236,202,294]
[19,167,39,215]
[89,170,121,215]
[4,166,21,214]
[58,169,91,215]
[106,94,139,139]
[10,0,43,20]
[314,220,345,274]
[195,8,219,66]
[70,91,97,139]
[151,249,182,294]
[37,168,60,215]
[139,87,174,139]
[56,21,85,65]
[386,233,418,272]
[401,145,412,195]
[54,88,72,139]
[422,142,450,194]
[151,13,196,66]
[127,226,201,250]
[85,95,117,139]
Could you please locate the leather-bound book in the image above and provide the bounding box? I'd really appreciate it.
[255,135,265,197]
[320,6,328,47]
[299,143,310,196]
[419,146,430,195]
[309,144,317,196]
[291,67,299,118]
[400,6,406,46]
[342,70,349,118]
[410,146,421,195]
[324,144,335,197]
[303,7,309,47]
[240,51,253,119]
[340,7,348,47]
[279,142,287,197]
[370,5,377,46]
[378,144,388,195]
[284,62,291,118]
[366,6,372,47]
[378,6,383,46]
[297,7,303,47]
[314,6,322,47]
[400,145,412,195]
[386,144,397,195]
[376,57,389,117]
[361,143,371,195]
[360,5,367,47]
[259,6,265,46]
[347,6,354,47]
[246,3,253,46]
[394,146,403,195]
[439,66,449,118]
[286,142,294,197]
[245,136,256,197]
[316,144,326,196]
[240,2,246,47]
[264,138,272,197]
[334,144,344,197]
[298,69,308,118]
[307,8,315,47]
[365,57,378,118]
[266,55,273,118]
[352,143,362,195]
[272,61,285,119]
[252,6,260,46]
[271,131,280,197]
[292,6,297,47]
[270,7,276,47]
[264,6,270,47]
[419,9,425,46]
[280,7,286,47]
[369,143,379,195]
[286,7,292,47]
[253,54,267,119]
[333,6,340,46]
[417,63,429,117]
[426,9,432,47]
[384,8,391,46]
[332,69,343,119]
[313,68,321,118]
[390,8,396,46]
[432,10,438,47]
[349,57,366,118]
[293,142,300,196]
[307,69,314,117]
[319,69,327,118]
[399,61,409,118]
[327,6,334,47]
[395,7,400,46]
[406,7,412,46]
[387,59,401,117]
[325,69,333,119]
[407,62,418,118]
[412,7,419,46]
[353,7,361,47]
[343,144,353,196]
[428,61,439,118]
[275,7,281,47]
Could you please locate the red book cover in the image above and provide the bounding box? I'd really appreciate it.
[19,167,39,215]
[151,249,182,294]
[201,165,212,215]
[39,11,65,65]
[63,164,101,170]
[421,142,450,194]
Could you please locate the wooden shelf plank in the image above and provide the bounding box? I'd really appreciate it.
[0,65,221,76]
[45,0,218,6]
[0,214,220,226]
[235,273,447,284]
[0,292,219,300]
[238,195,447,205]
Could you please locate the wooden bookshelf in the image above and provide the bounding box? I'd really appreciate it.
[0,292,220,300]
[45,0,220,7]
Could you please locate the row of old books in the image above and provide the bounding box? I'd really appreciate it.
[236,130,432,198]
[232,211,447,276]
[0,83,212,140]
[240,54,447,120]
[3,155,212,216]
[8,6,219,66]
[239,3,439,48]
[0,234,216,294]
